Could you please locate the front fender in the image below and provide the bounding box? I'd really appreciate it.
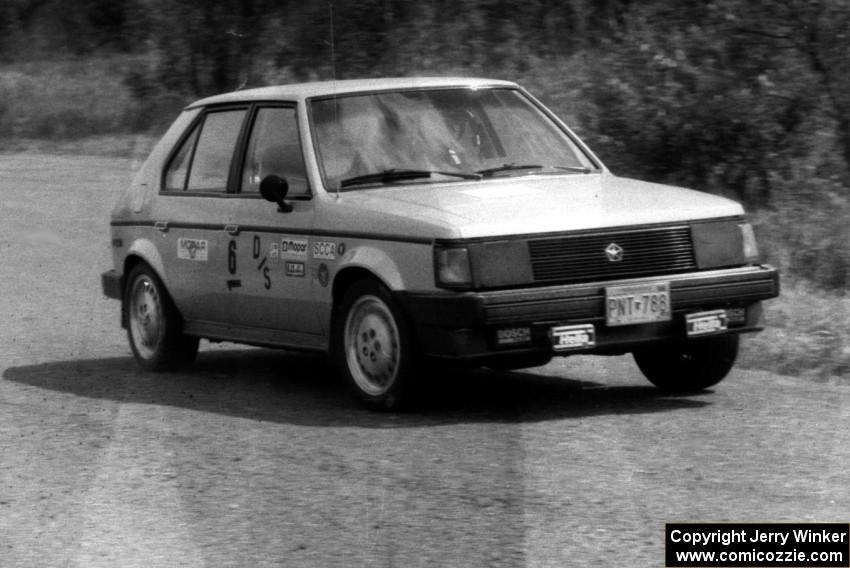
[342,241,433,291]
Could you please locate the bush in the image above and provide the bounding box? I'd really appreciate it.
[0,56,146,138]
[753,178,850,291]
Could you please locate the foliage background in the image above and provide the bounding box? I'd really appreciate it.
[1,0,847,377]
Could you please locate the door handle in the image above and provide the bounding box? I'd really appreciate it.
[154,221,169,233]
[224,224,240,235]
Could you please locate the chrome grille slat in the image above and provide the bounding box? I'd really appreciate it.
[527,226,696,284]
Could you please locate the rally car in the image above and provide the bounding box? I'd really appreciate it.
[101,77,779,409]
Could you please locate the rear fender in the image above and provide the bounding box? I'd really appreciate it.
[126,238,167,281]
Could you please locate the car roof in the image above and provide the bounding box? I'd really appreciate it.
[187,77,519,108]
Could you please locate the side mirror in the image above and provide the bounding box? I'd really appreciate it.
[260,174,292,213]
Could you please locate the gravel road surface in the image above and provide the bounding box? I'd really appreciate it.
[1,153,847,567]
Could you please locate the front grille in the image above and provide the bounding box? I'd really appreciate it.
[527,226,696,284]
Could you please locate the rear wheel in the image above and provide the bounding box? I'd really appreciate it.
[125,263,199,371]
[333,280,417,410]
[633,335,739,392]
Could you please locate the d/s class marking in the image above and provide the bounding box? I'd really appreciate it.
[227,235,272,290]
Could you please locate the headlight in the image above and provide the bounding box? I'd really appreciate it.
[740,222,759,263]
[434,245,472,288]
[692,219,749,268]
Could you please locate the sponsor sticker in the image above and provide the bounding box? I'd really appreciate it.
[285,261,306,278]
[177,238,208,261]
[280,237,308,257]
[317,263,330,287]
[496,327,532,346]
[551,324,596,351]
[312,241,337,260]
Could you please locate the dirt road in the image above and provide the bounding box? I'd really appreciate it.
[1,153,847,567]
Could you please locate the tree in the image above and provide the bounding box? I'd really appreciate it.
[729,0,850,172]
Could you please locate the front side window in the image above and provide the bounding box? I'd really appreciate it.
[309,88,597,191]
[163,108,247,192]
[240,106,309,196]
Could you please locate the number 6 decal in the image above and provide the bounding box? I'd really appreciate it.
[228,240,237,274]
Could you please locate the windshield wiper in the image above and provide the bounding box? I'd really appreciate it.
[339,168,481,189]
[476,163,544,177]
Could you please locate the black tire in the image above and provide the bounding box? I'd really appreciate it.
[332,279,418,410]
[124,263,199,371]
[633,335,739,392]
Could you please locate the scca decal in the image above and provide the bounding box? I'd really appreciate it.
[312,241,336,260]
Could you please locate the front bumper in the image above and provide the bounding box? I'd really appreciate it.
[396,264,779,362]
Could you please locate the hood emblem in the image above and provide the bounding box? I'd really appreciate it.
[605,243,624,262]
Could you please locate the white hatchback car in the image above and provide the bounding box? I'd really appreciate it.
[102,77,779,409]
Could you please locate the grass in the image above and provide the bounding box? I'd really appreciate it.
[740,279,849,382]
[740,199,850,381]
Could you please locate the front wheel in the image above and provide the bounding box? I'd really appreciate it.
[125,263,199,371]
[633,335,739,392]
[332,280,417,410]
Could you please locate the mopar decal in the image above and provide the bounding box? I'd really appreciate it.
[312,241,336,260]
[177,238,208,261]
[281,237,308,257]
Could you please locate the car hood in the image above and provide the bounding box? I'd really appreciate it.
[331,173,745,240]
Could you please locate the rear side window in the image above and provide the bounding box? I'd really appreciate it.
[164,108,247,192]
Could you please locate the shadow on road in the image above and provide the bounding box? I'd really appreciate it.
[3,348,710,426]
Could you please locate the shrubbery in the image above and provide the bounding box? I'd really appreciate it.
[0,58,136,139]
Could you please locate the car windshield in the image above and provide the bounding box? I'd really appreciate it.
[310,87,597,191]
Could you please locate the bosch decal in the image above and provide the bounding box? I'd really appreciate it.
[496,327,532,346]
[177,238,208,261]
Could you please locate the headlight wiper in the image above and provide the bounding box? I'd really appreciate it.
[339,168,481,189]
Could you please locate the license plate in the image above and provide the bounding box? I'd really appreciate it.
[551,324,596,351]
[686,310,728,336]
[605,282,671,326]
